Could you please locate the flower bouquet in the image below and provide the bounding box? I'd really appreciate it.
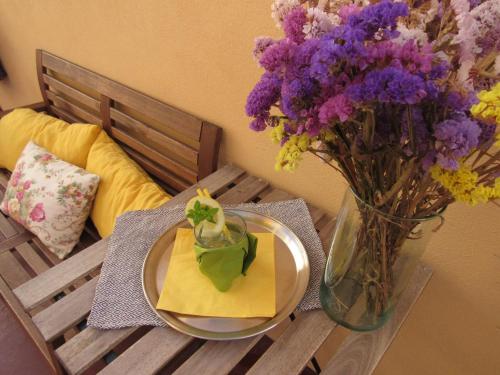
[246,0,499,329]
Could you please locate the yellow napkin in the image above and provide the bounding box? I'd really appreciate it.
[156,228,276,318]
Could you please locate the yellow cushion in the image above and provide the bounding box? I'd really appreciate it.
[86,131,171,237]
[0,108,101,170]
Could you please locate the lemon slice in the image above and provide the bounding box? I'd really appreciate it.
[185,196,225,238]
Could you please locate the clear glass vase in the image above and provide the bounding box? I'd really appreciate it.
[320,188,443,331]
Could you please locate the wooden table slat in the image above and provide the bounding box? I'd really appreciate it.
[246,310,337,375]
[173,335,262,375]
[98,327,193,375]
[321,263,433,375]
[56,327,138,375]
[217,175,270,204]
[13,238,108,310]
[0,231,35,253]
[33,278,98,341]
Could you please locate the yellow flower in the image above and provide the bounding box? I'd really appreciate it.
[275,133,311,171]
[270,121,285,144]
[471,83,500,125]
[495,133,500,148]
[431,163,500,205]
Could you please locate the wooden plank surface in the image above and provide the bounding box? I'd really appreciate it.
[0,231,35,253]
[321,264,433,375]
[33,278,98,341]
[98,328,192,375]
[55,327,137,375]
[217,175,270,204]
[13,238,108,310]
[247,310,337,375]
[174,336,262,375]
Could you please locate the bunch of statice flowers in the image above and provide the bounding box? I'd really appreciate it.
[246,0,500,218]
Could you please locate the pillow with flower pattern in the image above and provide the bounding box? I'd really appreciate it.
[0,142,100,259]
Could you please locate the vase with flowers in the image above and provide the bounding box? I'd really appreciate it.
[246,0,499,330]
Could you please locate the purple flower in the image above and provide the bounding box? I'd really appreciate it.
[283,7,306,44]
[310,40,350,85]
[477,121,496,145]
[446,91,479,112]
[401,107,431,156]
[245,72,282,117]
[259,40,295,72]
[280,77,316,119]
[433,115,481,170]
[319,94,353,123]
[338,5,362,23]
[253,37,275,61]
[347,67,427,105]
[249,116,268,131]
[347,0,408,40]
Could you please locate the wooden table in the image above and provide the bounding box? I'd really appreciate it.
[1,165,432,375]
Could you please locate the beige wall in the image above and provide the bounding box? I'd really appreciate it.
[0,1,498,373]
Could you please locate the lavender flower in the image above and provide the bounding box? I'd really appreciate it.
[249,116,268,131]
[347,0,409,40]
[401,107,431,156]
[347,67,427,105]
[446,91,479,112]
[319,94,353,123]
[245,72,282,118]
[259,39,294,72]
[280,77,316,119]
[283,7,307,44]
[433,115,481,170]
[253,37,276,61]
[477,121,496,145]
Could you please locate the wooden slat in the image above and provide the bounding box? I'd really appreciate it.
[15,242,51,275]
[217,175,270,204]
[174,336,262,375]
[198,122,222,179]
[0,231,35,253]
[55,327,137,375]
[111,108,198,165]
[247,311,337,375]
[13,238,108,310]
[98,328,192,375]
[110,127,197,183]
[41,51,203,140]
[33,278,98,341]
[322,264,433,375]
[121,145,191,192]
[46,91,101,125]
[50,105,81,124]
[43,74,100,111]
[168,164,246,205]
[0,251,32,288]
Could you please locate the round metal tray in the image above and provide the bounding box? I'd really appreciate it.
[142,208,310,340]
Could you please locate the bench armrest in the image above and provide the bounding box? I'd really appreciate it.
[0,102,48,118]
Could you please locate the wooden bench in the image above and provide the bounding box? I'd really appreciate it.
[0,49,222,373]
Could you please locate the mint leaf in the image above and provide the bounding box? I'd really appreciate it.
[187,200,219,226]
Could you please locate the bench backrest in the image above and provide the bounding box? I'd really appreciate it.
[36,50,222,193]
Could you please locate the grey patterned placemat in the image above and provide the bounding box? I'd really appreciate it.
[88,199,326,329]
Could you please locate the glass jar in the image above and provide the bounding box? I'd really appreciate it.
[194,211,246,249]
[320,188,443,331]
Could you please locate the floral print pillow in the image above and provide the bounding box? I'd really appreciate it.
[0,142,100,259]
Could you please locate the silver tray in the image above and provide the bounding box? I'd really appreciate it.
[142,209,310,340]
